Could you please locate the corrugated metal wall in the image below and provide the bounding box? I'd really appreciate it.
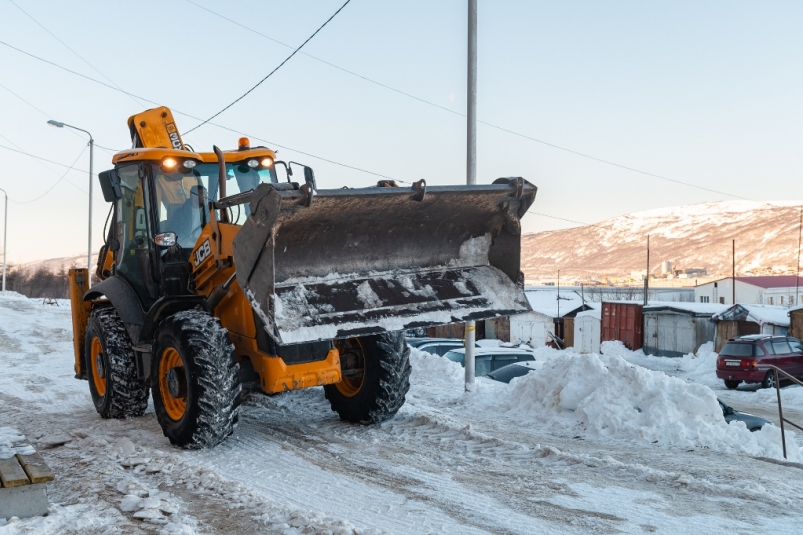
[601,302,643,349]
[643,312,716,357]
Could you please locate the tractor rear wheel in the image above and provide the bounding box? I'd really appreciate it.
[85,307,149,418]
[324,332,411,424]
[151,310,241,449]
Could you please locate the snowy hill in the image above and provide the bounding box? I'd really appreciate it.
[522,200,803,280]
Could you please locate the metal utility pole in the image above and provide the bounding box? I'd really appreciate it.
[464,0,477,392]
[797,206,802,306]
[557,269,561,318]
[644,235,649,305]
[48,120,94,287]
[732,239,736,304]
[0,187,7,292]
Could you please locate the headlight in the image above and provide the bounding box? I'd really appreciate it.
[162,157,177,169]
[246,159,259,168]
[261,157,274,167]
[184,160,197,169]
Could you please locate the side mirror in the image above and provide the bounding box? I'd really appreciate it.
[98,169,122,202]
[303,166,317,192]
[154,232,177,247]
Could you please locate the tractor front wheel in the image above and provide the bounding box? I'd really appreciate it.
[151,310,241,449]
[85,307,149,418]
[324,332,411,424]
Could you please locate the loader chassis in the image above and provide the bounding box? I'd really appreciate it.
[69,106,536,449]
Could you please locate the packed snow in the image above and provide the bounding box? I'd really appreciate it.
[2,293,803,534]
[272,263,528,344]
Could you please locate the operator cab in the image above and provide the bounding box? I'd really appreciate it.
[99,146,279,309]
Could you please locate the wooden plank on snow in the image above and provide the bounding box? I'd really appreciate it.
[0,457,30,488]
[16,453,55,484]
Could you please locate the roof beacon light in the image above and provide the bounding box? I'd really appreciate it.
[162,157,177,170]
[238,137,250,150]
[247,159,259,168]
[261,157,274,167]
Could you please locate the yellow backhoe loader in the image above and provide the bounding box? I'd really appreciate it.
[68,107,536,448]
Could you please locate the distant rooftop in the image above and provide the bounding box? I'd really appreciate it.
[705,275,803,289]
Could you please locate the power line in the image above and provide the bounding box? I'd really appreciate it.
[184,0,352,134]
[0,39,401,182]
[0,80,117,156]
[0,34,772,206]
[184,0,749,202]
[0,132,88,194]
[8,0,145,108]
[9,145,87,204]
[527,211,589,226]
[0,37,758,199]
[184,0,466,118]
[0,142,88,173]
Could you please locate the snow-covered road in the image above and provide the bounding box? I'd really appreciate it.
[1,293,802,534]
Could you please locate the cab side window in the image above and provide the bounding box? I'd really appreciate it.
[115,165,157,302]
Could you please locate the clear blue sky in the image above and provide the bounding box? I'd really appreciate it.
[1,0,802,263]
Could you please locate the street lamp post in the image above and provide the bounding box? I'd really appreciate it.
[47,120,94,287]
[0,187,7,292]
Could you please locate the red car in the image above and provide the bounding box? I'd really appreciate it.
[716,335,803,389]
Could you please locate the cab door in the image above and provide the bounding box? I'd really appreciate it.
[114,164,159,309]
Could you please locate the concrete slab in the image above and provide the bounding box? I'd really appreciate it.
[0,483,49,520]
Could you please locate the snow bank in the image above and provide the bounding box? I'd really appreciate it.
[600,340,644,357]
[500,352,802,461]
[409,347,463,386]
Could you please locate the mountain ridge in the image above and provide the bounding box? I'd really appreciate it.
[521,200,803,281]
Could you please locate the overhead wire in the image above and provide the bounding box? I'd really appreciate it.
[183,0,352,134]
[0,141,88,173]
[0,80,116,155]
[0,39,402,183]
[184,0,750,202]
[0,133,88,196]
[7,0,145,108]
[9,145,87,204]
[0,26,783,227]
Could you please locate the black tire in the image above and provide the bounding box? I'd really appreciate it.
[724,379,741,390]
[151,310,240,449]
[324,331,411,424]
[85,307,149,418]
[761,370,776,389]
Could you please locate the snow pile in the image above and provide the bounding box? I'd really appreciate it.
[600,340,644,357]
[0,427,35,460]
[409,347,463,386]
[501,352,802,461]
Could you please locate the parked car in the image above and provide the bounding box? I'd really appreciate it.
[718,399,770,431]
[485,361,541,383]
[442,347,535,376]
[715,335,803,389]
[407,338,480,356]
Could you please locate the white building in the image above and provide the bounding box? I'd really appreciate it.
[489,289,592,347]
[693,276,803,306]
[573,308,601,354]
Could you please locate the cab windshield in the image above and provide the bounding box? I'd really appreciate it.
[151,162,277,248]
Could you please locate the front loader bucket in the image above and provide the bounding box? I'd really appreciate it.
[232,178,537,345]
